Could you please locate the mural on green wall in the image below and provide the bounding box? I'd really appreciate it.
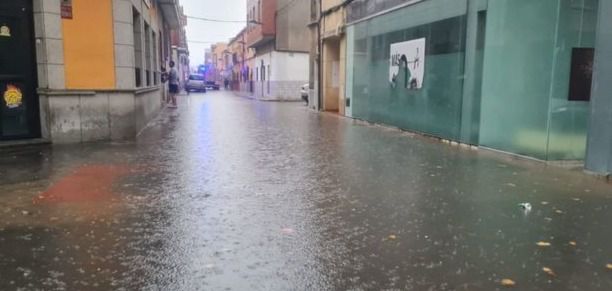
[350,10,467,140]
[389,38,426,90]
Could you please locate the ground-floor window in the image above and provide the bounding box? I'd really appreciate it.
[133,9,143,87]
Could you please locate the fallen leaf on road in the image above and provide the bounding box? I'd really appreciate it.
[387,234,397,240]
[555,209,564,214]
[536,241,551,247]
[569,241,577,246]
[541,201,549,205]
[501,278,516,287]
[606,264,612,270]
[542,267,556,276]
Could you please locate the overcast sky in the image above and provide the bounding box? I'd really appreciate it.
[181,0,247,66]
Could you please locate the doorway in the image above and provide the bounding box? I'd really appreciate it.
[0,0,40,140]
[322,38,341,113]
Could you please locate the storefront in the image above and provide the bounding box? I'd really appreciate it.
[345,0,599,161]
[0,0,40,141]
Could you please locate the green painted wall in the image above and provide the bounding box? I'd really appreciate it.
[345,26,354,118]
[347,0,598,161]
[350,0,468,140]
[548,0,598,160]
[480,0,598,160]
[586,0,612,174]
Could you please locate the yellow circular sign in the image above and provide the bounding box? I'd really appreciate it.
[0,25,10,37]
[4,84,23,108]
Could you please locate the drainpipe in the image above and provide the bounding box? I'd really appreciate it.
[317,0,323,111]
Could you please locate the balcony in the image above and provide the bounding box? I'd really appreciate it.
[246,23,275,48]
[158,0,181,29]
[246,0,276,48]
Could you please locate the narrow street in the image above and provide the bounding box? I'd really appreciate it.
[1,91,612,290]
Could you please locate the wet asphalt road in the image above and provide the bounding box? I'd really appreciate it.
[1,91,612,290]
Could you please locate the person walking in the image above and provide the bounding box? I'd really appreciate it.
[168,61,179,108]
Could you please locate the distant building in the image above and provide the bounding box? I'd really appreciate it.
[228,28,255,92]
[204,48,213,65]
[245,0,310,100]
[172,6,190,87]
[211,42,230,84]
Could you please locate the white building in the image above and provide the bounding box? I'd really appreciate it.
[246,0,310,101]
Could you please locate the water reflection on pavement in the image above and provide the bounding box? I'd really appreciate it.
[1,91,612,290]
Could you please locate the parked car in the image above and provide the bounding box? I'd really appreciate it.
[205,81,220,91]
[300,83,309,104]
[185,74,207,92]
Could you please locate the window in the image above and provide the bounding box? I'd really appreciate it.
[256,66,258,81]
[261,65,265,81]
[152,32,158,85]
[133,9,143,87]
[189,74,204,81]
[144,23,152,86]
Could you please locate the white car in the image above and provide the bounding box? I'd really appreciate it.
[185,74,207,92]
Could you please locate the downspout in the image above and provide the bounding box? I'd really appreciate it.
[317,0,323,111]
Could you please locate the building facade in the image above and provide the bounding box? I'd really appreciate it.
[0,0,185,144]
[308,0,350,112]
[308,0,321,110]
[172,7,190,90]
[245,0,310,101]
[341,0,612,174]
[320,0,348,114]
[227,28,256,94]
[210,42,229,85]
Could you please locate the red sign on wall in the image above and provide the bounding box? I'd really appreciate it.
[61,0,73,19]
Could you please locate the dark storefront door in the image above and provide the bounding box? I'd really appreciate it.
[0,0,39,140]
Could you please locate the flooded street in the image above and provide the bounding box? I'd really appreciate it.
[1,91,612,290]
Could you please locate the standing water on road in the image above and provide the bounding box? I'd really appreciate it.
[1,92,612,290]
